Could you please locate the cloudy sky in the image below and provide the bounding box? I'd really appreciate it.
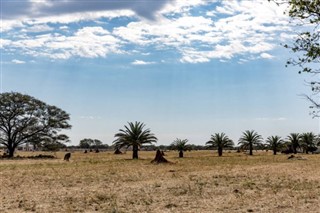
[1,0,319,145]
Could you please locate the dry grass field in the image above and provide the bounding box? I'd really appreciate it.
[1,150,320,213]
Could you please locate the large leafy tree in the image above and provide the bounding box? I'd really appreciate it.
[79,138,102,149]
[266,135,284,155]
[238,130,263,155]
[286,133,301,154]
[171,138,190,158]
[206,133,234,156]
[113,121,157,159]
[0,92,71,157]
[79,138,93,149]
[281,0,320,115]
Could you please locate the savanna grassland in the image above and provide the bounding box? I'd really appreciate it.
[1,150,320,213]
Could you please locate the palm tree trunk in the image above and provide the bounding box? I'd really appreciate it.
[293,144,297,154]
[273,148,277,155]
[249,143,253,155]
[218,147,223,156]
[179,150,183,158]
[132,145,139,159]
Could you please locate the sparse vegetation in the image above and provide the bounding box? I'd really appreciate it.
[1,150,320,212]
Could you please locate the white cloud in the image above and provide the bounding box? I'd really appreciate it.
[260,53,274,59]
[21,24,53,33]
[11,59,26,64]
[59,26,69,30]
[1,0,292,63]
[131,60,155,65]
[7,27,123,59]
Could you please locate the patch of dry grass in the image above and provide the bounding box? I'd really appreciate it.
[1,150,320,212]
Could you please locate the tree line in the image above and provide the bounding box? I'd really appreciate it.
[1,92,319,159]
[111,121,320,159]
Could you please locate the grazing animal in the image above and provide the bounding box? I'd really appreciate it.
[64,153,71,161]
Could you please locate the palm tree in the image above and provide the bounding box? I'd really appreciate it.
[266,135,284,155]
[286,133,301,154]
[113,121,157,159]
[206,133,234,156]
[238,130,263,155]
[171,138,189,158]
[300,132,317,154]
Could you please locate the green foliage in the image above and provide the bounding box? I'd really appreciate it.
[266,135,284,155]
[170,138,190,158]
[286,133,302,153]
[300,132,318,153]
[79,138,103,149]
[170,138,190,151]
[0,92,71,157]
[206,133,234,156]
[238,130,263,155]
[113,121,157,159]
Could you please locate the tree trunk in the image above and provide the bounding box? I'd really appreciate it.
[132,145,139,159]
[249,143,253,155]
[273,148,277,155]
[6,141,16,158]
[293,145,297,154]
[8,146,15,158]
[218,147,223,156]
[179,150,183,158]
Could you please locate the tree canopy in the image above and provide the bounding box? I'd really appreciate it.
[113,121,157,159]
[0,92,71,157]
[266,135,284,155]
[206,133,234,156]
[170,138,190,158]
[79,138,103,149]
[238,130,263,155]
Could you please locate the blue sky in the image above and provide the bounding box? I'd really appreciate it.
[1,0,319,145]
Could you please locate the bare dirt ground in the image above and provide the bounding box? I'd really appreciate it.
[1,150,320,213]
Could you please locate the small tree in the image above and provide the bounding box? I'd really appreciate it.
[266,135,284,155]
[171,138,189,158]
[206,133,234,156]
[0,92,71,157]
[286,133,301,154]
[113,121,157,159]
[301,132,317,153]
[238,130,263,155]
